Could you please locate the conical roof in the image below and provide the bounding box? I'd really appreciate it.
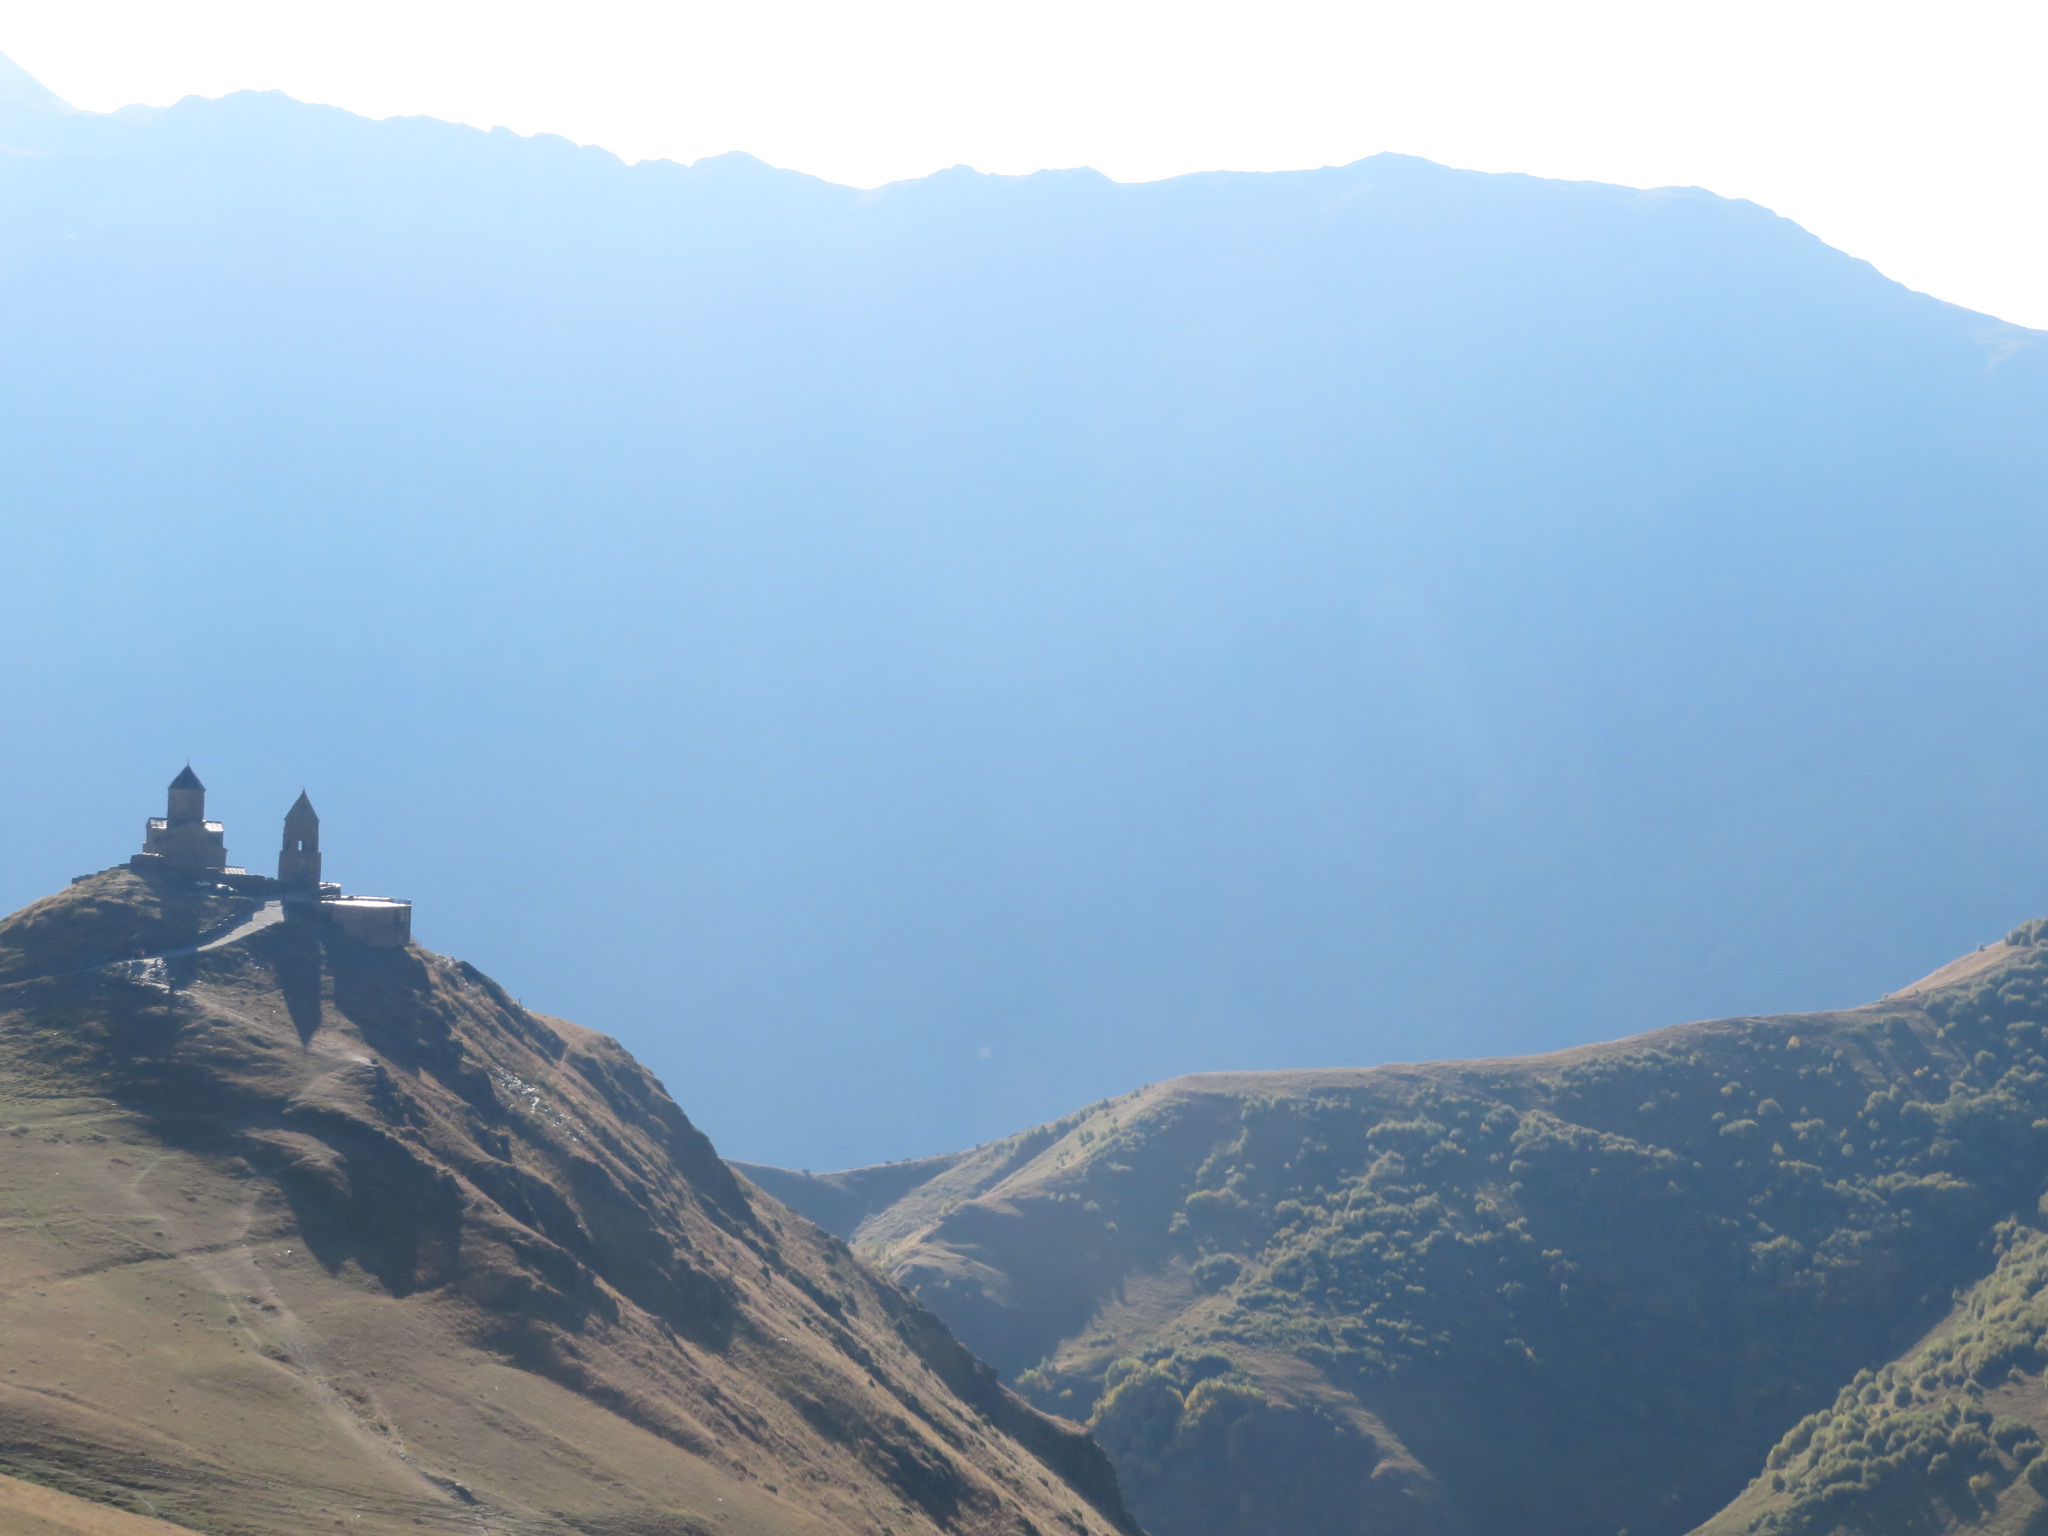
[169,765,204,791]
[284,790,318,828]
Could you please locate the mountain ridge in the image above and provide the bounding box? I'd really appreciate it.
[2,54,2045,1170]
[0,53,76,119]
[747,924,2048,1535]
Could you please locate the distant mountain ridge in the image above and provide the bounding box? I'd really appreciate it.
[0,867,1133,1535]
[749,924,2048,1535]
[0,59,2045,1169]
[0,52,71,117]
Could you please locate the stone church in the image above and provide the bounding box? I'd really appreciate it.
[128,768,412,946]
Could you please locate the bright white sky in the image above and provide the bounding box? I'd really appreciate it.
[2,0,2044,326]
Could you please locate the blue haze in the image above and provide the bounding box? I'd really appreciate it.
[1,58,2044,1168]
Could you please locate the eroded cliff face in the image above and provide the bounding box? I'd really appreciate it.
[0,868,1133,1536]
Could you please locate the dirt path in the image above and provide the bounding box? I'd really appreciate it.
[186,901,285,956]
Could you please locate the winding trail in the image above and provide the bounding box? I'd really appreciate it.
[0,900,290,992]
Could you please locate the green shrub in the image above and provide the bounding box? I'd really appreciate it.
[1014,941,2048,1536]
[1191,1253,1242,1293]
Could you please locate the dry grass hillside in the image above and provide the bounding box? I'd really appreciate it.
[0,868,1135,1536]
[0,1473,202,1535]
[756,928,2048,1536]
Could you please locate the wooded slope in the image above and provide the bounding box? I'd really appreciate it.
[758,929,2048,1535]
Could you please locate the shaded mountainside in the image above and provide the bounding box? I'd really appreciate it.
[754,927,2048,1536]
[1701,1221,2048,1536]
[0,869,1133,1536]
[7,58,2048,1174]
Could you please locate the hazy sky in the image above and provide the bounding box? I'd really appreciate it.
[3,0,2044,327]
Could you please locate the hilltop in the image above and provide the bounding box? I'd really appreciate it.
[0,867,1133,1536]
[751,928,2048,1536]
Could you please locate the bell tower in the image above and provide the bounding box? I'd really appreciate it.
[278,792,322,890]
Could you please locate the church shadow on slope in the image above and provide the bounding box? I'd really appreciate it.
[0,774,1144,1536]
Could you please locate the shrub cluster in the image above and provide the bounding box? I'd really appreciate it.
[1013,929,2048,1535]
[1749,1223,2048,1533]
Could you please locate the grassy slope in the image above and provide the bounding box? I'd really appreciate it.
[0,1474,200,1535]
[0,870,1133,1536]
[759,926,2048,1536]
